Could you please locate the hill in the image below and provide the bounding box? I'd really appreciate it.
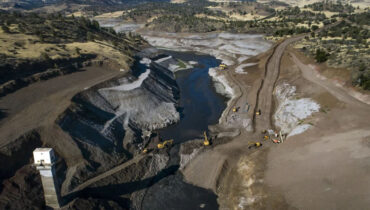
[0,0,170,10]
[0,10,148,96]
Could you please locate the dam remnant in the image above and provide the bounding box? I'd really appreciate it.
[33,148,61,209]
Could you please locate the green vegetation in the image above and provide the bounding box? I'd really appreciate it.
[314,49,330,63]
[305,1,355,13]
[121,0,225,23]
[149,15,226,33]
[0,11,140,47]
[347,11,370,26]
[124,1,340,35]
[297,16,370,90]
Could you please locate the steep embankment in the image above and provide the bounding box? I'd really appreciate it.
[0,16,182,207]
[56,52,180,192]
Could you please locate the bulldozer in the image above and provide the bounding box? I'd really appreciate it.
[219,63,228,70]
[157,139,174,149]
[232,106,239,112]
[203,131,210,146]
[248,142,262,149]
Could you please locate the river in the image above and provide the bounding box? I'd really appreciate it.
[158,50,227,143]
[131,51,225,210]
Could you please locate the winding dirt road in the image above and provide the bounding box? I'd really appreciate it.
[254,35,304,130]
[182,34,304,191]
[182,21,344,197]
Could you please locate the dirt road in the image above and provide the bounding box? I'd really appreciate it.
[67,154,147,195]
[265,52,370,209]
[183,20,370,209]
[0,66,123,148]
[254,36,304,130]
[182,35,304,191]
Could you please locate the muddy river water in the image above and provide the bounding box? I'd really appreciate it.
[130,51,226,209]
[158,50,227,143]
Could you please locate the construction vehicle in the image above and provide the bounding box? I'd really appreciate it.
[203,131,210,146]
[248,142,262,149]
[272,139,281,144]
[219,63,228,70]
[157,139,174,149]
[142,148,148,154]
[232,106,239,112]
[263,135,269,140]
[256,109,261,116]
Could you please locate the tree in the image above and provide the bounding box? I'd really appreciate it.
[87,32,94,41]
[75,47,81,55]
[315,49,329,63]
[40,52,51,61]
[1,25,10,33]
[311,25,319,31]
[92,20,100,30]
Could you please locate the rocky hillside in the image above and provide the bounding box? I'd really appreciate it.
[0,11,147,96]
[0,48,184,208]
[0,10,185,209]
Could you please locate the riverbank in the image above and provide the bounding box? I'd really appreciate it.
[141,29,370,210]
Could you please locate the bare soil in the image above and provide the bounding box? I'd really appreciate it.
[264,49,370,209]
[182,32,370,209]
[0,65,124,146]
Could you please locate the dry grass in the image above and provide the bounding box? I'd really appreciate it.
[229,13,266,21]
[66,41,130,69]
[171,0,187,3]
[296,22,324,28]
[95,11,125,19]
[0,28,129,68]
[0,28,58,59]
[300,7,339,18]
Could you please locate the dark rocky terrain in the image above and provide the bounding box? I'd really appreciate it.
[0,49,184,209]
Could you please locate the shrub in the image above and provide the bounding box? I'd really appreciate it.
[315,49,329,63]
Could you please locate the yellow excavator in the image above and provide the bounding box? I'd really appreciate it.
[157,139,174,149]
[219,63,228,70]
[232,106,239,112]
[248,142,262,149]
[203,131,210,146]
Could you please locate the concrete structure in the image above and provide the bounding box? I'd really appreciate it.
[33,148,61,209]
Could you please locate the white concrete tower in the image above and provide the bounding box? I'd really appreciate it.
[33,148,61,209]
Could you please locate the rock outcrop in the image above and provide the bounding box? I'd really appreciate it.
[0,49,181,209]
[56,51,180,191]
